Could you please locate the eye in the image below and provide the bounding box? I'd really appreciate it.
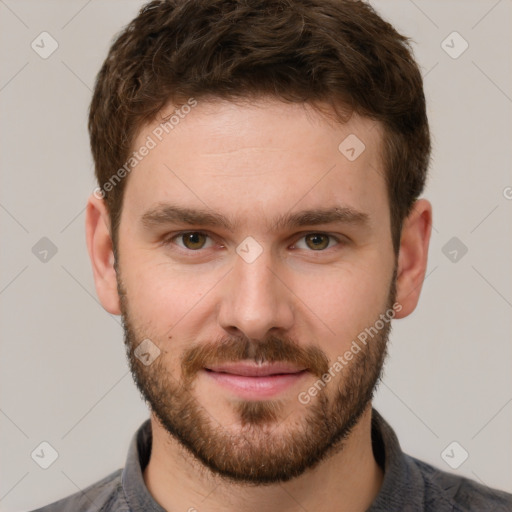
[171,231,214,250]
[294,233,339,251]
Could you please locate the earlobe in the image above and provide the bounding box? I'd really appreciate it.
[85,195,121,315]
[394,199,432,319]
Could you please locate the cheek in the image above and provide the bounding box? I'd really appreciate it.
[291,263,391,354]
[123,257,224,334]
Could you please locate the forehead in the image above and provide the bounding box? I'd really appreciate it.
[122,98,388,226]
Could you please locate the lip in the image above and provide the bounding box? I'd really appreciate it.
[202,362,309,399]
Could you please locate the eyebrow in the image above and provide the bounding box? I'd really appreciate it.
[141,204,369,232]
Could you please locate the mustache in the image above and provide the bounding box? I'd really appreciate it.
[181,334,330,383]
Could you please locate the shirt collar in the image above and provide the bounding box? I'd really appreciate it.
[367,408,428,511]
[121,418,166,511]
[120,409,423,511]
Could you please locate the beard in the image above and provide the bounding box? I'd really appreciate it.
[118,271,396,485]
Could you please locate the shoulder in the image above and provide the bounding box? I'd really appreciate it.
[29,468,127,512]
[410,455,512,511]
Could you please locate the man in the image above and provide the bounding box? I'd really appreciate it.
[32,0,512,510]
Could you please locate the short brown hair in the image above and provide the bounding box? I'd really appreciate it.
[88,0,430,254]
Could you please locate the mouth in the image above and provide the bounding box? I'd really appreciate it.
[205,361,307,377]
[202,362,309,399]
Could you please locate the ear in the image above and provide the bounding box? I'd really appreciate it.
[85,194,121,315]
[394,199,432,319]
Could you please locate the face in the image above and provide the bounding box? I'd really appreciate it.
[115,99,398,483]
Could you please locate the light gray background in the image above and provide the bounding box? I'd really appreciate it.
[1,1,511,510]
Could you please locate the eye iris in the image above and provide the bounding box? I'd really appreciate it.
[306,234,329,250]
[183,232,206,250]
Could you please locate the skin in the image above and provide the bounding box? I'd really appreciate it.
[86,98,432,512]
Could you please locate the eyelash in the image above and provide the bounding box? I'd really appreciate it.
[163,231,344,253]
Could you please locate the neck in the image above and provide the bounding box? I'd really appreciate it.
[143,404,384,512]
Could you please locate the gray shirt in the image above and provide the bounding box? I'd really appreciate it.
[30,409,512,511]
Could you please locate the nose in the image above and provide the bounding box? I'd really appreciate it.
[217,246,294,341]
